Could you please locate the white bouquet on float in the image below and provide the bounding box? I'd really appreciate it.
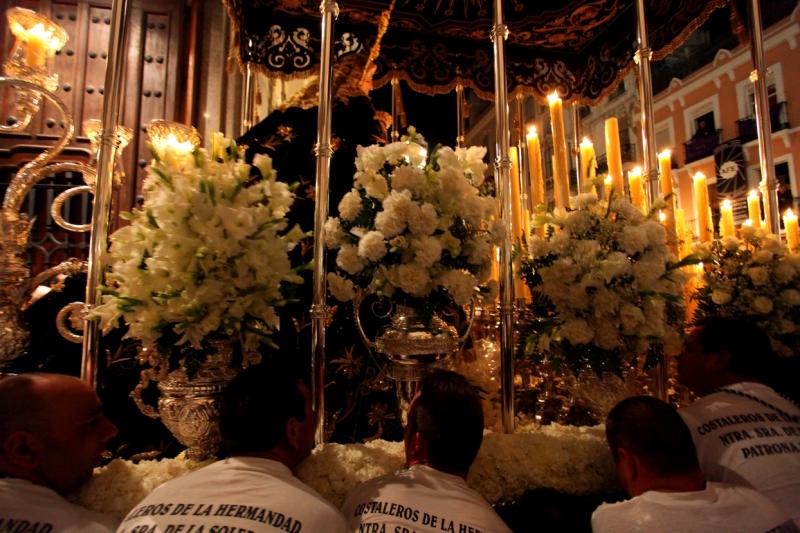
[692,225,800,357]
[92,133,304,370]
[520,193,687,375]
[324,129,502,316]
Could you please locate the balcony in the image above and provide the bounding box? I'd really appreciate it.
[736,101,791,143]
[596,143,637,174]
[684,129,721,164]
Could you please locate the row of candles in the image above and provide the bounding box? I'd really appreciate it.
[508,91,800,257]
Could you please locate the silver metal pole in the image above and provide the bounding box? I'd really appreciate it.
[391,76,400,141]
[80,0,129,388]
[491,0,515,433]
[456,82,465,148]
[748,0,779,234]
[635,0,658,210]
[310,0,338,445]
[515,93,528,217]
[241,63,256,136]
[571,102,582,193]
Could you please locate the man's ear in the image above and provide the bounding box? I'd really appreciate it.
[709,349,731,372]
[615,447,639,492]
[2,431,44,470]
[284,418,302,452]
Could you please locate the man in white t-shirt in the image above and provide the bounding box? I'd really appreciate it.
[678,318,800,525]
[592,395,797,533]
[118,361,348,533]
[0,372,120,532]
[342,369,511,533]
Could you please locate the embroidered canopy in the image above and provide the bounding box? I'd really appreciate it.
[223,0,729,103]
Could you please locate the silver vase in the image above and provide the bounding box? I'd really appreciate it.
[132,340,239,460]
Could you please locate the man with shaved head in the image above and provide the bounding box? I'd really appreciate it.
[0,372,119,532]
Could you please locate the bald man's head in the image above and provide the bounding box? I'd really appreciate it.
[0,373,117,495]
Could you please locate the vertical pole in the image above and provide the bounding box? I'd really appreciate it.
[241,62,256,136]
[456,82,465,148]
[310,0,338,445]
[491,0,515,433]
[391,76,400,141]
[515,93,528,217]
[634,0,658,211]
[571,102,582,193]
[81,0,129,388]
[748,0,779,234]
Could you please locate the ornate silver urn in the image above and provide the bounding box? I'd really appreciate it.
[132,341,239,460]
[355,296,472,416]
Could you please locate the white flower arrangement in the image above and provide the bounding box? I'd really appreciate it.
[520,194,687,375]
[324,129,501,314]
[75,426,616,518]
[92,133,304,367]
[692,226,800,357]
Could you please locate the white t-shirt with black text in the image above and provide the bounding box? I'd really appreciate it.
[117,456,348,533]
[0,477,118,532]
[341,464,511,533]
[679,382,800,525]
[591,482,797,533]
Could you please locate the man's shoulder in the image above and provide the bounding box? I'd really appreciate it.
[0,478,117,532]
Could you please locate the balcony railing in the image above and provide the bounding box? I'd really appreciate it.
[684,129,722,164]
[736,101,791,142]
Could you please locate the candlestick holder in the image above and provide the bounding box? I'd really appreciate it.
[2,7,67,130]
[0,9,130,359]
[146,119,201,159]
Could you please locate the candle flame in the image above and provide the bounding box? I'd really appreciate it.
[580,136,592,147]
[547,91,561,105]
[721,198,732,209]
[604,175,612,184]
[693,171,706,182]
[748,189,759,199]
[744,219,753,227]
[658,211,667,222]
[156,133,195,155]
[527,125,537,138]
[786,208,796,218]
[629,166,642,177]
[658,149,672,159]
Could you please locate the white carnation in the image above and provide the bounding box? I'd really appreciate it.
[619,304,645,334]
[358,231,387,262]
[781,289,800,306]
[323,217,345,249]
[336,244,365,275]
[620,225,648,255]
[338,190,363,221]
[711,289,732,305]
[774,262,796,283]
[391,165,426,194]
[560,318,594,345]
[374,210,406,238]
[753,249,774,264]
[407,202,439,236]
[747,267,769,286]
[388,264,431,297]
[327,272,355,301]
[411,236,443,268]
[439,269,477,305]
[752,296,773,314]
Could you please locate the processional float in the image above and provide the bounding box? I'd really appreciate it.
[0,0,786,442]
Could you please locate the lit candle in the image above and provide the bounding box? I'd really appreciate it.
[23,23,53,68]
[658,149,672,198]
[784,209,799,251]
[579,137,596,185]
[548,92,570,209]
[509,147,524,241]
[526,126,545,232]
[627,166,646,213]
[747,189,762,229]
[605,117,624,195]
[675,208,693,260]
[693,172,712,242]
[719,199,735,238]
[603,175,613,200]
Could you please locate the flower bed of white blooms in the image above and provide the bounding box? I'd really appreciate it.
[76,424,617,519]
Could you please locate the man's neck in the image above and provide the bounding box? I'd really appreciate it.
[630,473,706,496]
[407,459,468,481]
[234,449,297,473]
